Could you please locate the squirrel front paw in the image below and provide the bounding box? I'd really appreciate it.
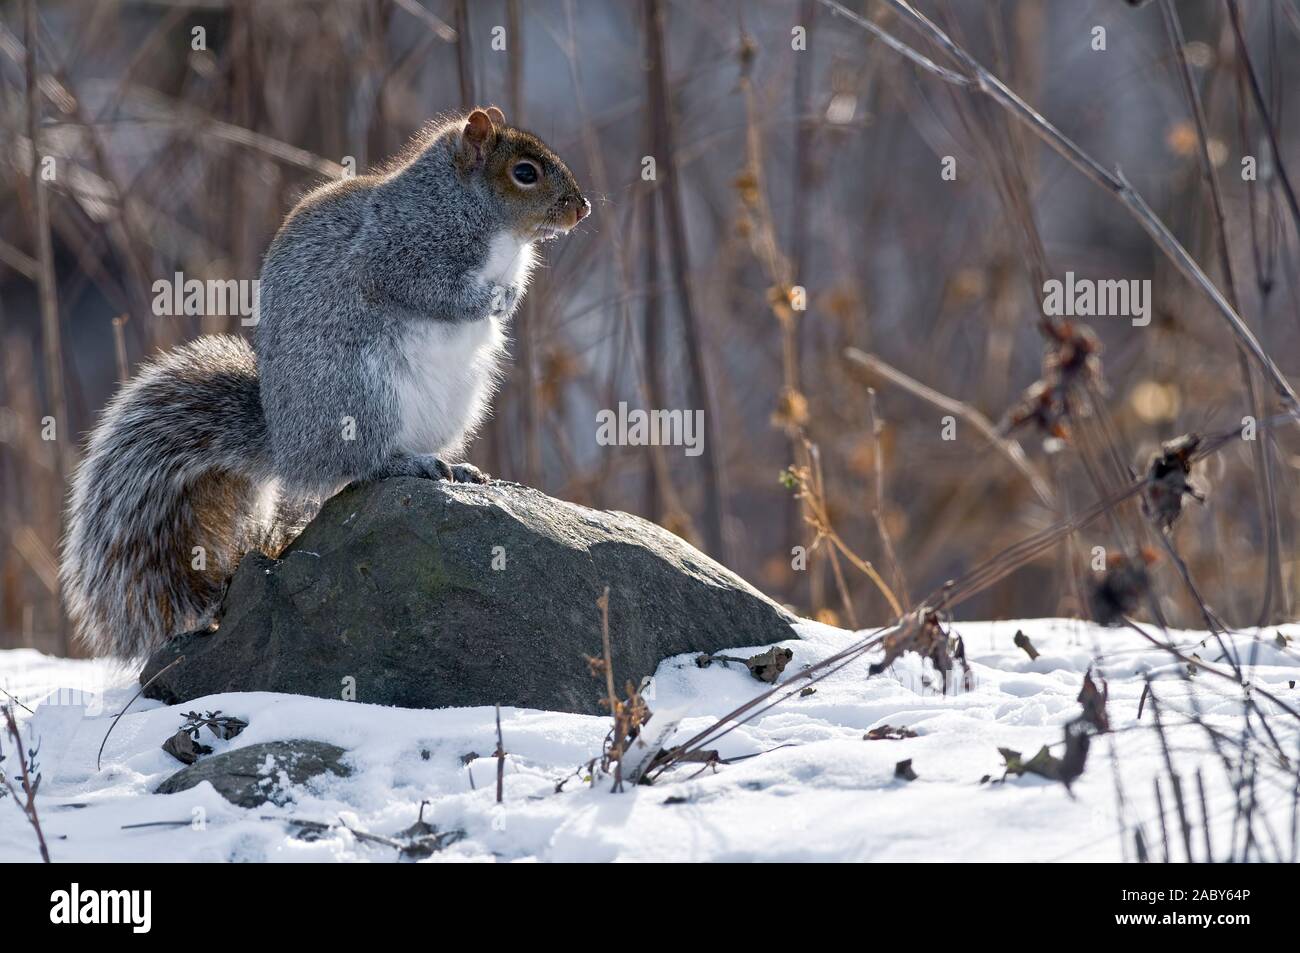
[489,283,519,318]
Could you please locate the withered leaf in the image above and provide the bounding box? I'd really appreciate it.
[865,724,918,741]
[1141,433,1203,530]
[283,818,332,842]
[179,710,247,742]
[206,715,248,741]
[398,825,465,859]
[1013,630,1040,660]
[746,646,793,683]
[161,729,212,765]
[697,646,795,683]
[998,321,1101,440]
[999,746,1052,779]
[999,722,1090,789]
[1077,670,1109,732]
[870,611,971,693]
[895,758,918,781]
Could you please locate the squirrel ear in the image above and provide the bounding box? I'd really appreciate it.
[460,110,495,167]
[485,106,506,127]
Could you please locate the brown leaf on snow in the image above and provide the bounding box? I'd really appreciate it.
[1013,630,1040,660]
[746,646,794,683]
[695,646,794,683]
[999,745,1071,783]
[865,724,918,741]
[870,609,971,693]
[161,729,212,765]
[1077,669,1109,733]
[995,670,1107,790]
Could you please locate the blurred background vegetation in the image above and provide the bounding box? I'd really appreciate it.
[2,0,1299,656]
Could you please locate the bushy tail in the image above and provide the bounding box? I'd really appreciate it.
[61,335,282,658]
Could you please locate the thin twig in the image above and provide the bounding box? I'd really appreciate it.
[597,587,616,714]
[0,686,34,715]
[111,314,129,383]
[1196,767,1214,863]
[810,444,859,628]
[494,705,505,805]
[97,655,184,771]
[1,703,50,862]
[1159,0,1281,628]
[1147,685,1196,863]
[1226,0,1300,234]
[866,388,909,610]
[845,347,1056,508]
[0,238,38,279]
[646,0,728,560]
[24,0,71,653]
[788,435,902,618]
[1153,776,1171,863]
[452,0,474,109]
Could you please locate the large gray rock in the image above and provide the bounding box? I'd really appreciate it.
[141,478,797,714]
[155,740,350,807]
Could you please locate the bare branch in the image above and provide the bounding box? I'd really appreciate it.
[845,347,1056,509]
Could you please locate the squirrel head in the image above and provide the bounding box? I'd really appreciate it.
[454,107,590,241]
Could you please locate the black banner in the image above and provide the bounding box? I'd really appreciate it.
[7,863,1280,939]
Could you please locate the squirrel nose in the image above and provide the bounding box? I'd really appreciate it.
[574,196,590,222]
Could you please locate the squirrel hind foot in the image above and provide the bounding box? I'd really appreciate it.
[366,453,490,484]
[445,461,489,484]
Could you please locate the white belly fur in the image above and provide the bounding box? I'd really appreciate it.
[477,230,535,289]
[391,231,533,458]
[392,316,505,458]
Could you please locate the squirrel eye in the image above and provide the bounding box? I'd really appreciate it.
[511,160,540,187]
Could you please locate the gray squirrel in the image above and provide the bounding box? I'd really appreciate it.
[61,108,589,658]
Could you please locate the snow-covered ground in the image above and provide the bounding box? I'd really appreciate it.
[1,618,1297,862]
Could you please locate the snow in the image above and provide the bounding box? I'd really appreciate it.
[1,618,1296,862]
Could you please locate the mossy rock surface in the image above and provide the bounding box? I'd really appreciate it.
[141,479,797,714]
[154,740,350,808]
